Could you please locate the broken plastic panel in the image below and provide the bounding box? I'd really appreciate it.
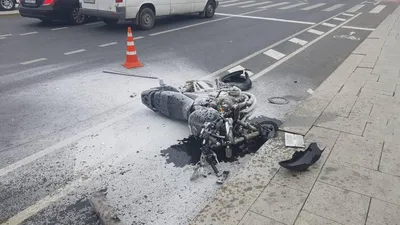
[279,142,325,171]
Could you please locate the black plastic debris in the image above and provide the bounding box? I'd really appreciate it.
[279,142,325,171]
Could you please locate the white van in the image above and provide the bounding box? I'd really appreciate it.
[79,0,218,30]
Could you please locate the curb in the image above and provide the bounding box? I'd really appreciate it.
[0,10,19,16]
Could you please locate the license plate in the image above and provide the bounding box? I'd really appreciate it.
[25,0,35,3]
[83,0,95,3]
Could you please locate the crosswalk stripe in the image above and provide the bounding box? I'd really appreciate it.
[259,2,289,9]
[279,2,307,9]
[333,17,346,21]
[219,0,238,4]
[264,49,286,60]
[323,4,345,11]
[301,3,326,10]
[369,5,386,13]
[346,4,364,13]
[342,13,355,17]
[221,0,255,7]
[289,37,308,46]
[322,22,336,27]
[308,29,324,35]
[239,1,271,8]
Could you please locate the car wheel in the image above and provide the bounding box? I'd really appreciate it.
[70,8,87,25]
[0,0,15,11]
[102,18,118,26]
[138,7,155,30]
[204,0,216,18]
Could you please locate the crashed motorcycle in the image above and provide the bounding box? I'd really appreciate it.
[141,70,277,181]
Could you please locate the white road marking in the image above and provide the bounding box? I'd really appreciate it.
[20,31,38,36]
[150,7,283,36]
[347,4,365,13]
[205,11,350,79]
[215,13,316,25]
[259,2,290,9]
[150,17,229,36]
[333,17,347,21]
[342,13,355,16]
[219,0,238,4]
[369,5,386,13]
[307,29,324,35]
[0,37,5,40]
[252,13,362,80]
[99,42,118,47]
[20,58,47,65]
[279,2,307,9]
[264,49,286,60]
[289,37,308,46]
[0,33,12,37]
[301,3,326,10]
[323,4,345,11]
[322,22,336,27]
[239,1,271,8]
[51,27,68,31]
[227,65,254,75]
[374,0,382,5]
[221,1,255,7]
[64,49,86,55]
[342,25,375,31]
[134,36,144,40]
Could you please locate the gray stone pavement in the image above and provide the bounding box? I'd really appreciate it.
[190,5,400,225]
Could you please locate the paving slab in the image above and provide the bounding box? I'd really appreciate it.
[379,141,400,176]
[239,211,285,225]
[328,133,383,170]
[319,162,400,206]
[364,81,397,92]
[303,182,370,225]
[294,210,342,225]
[323,93,358,117]
[366,198,400,225]
[250,183,308,225]
[315,112,369,136]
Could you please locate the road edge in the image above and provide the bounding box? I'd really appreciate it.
[189,4,400,225]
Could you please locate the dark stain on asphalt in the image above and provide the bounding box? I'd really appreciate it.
[160,116,282,167]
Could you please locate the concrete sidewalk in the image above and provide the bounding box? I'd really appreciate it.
[191,5,400,225]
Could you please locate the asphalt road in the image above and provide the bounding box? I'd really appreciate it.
[0,0,398,224]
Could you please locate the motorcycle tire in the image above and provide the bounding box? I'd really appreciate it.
[220,70,252,91]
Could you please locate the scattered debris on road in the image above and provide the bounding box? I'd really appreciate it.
[90,189,125,225]
[103,69,158,79]
[279,142,326,171]
[268,96,289,105]
[284,132,305,148]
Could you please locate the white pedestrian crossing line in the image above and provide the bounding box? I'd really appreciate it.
[308,29,324,35]
[219,0,238,4]
[264,49,286,60]
[20,58,47,65]
[323,4,345,11]
[240,1,271,8]
[322,22,336,27]
[333,17,346,21]
[301,3,326,10]
[369,5,386,13]
[289,37,308,46]
[259,2,289,9]
[347,4,364,13]
[342,13,355,17]
[227,65,254,75]
[221,0,254,7]
[279,2,307,9]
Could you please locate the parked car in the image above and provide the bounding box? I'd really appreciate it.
[79,0,218,30]
[0,0,17,11]
[18,0,90,24]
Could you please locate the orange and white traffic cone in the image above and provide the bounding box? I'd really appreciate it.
[122,27,143,69]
